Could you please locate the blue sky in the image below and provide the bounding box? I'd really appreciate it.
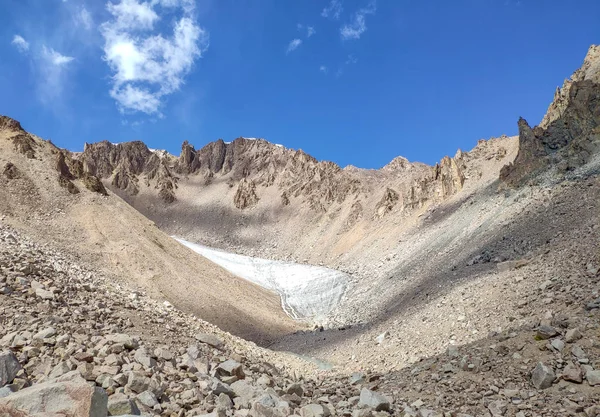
[1,0,598,168]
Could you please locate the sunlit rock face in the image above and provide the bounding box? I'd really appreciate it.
[175,238,348,323]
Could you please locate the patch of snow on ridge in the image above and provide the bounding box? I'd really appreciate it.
[174,238,348,323]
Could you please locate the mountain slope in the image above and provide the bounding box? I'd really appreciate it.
[0,118,300,344]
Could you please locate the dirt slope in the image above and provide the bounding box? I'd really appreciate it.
[0,119,301,345]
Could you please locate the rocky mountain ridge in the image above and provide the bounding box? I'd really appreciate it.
[1,44,600,417]
[500,45,600,186]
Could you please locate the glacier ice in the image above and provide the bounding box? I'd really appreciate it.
[174,238,348,323]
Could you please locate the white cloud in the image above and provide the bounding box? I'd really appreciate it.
[12,35,29,53]
[101,0,208,115]
[322,0,343,20]
[36,46,75,102]
[42,46,75,66]
[297,23,316,38]
[286,38,302,54]
[319,65,327,74]
[106,0,159,31]
[76,6,93,30]
[340,1,376,40]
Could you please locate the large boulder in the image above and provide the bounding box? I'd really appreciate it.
[0,380,107,416]
[358,388,391,412]
[0,352,21,387]
[531,362,555,389]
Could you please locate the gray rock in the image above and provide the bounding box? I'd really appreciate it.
[230,380,258,407]
[550,339,565,352]
[134,349,156,369]
[0,380,107,416]
[107,334,138,350]
[216,359,244,380]
[49,361,72,379]
[0,351,21,387]
[212,380,235,398]
[300,403,330,417]
[108,393,140,416]
[531,362,555,389]
[216,392,233,410]
[187,345,201,359]
[358,387,391,412]
[137,390,158,408]
[571,345,587,359]
[586,370,600,386]
[285,382,304,397]
[565,328,582,343]
[33,327,56,340]
[562,363,583,383]
[127,372,149,394]
[349,372,365,385]
[488,400,508,417]
[154,347,173,361]
[196,333,224,349]
[446,345,460,358]
[535,325,558,340]
[250,390,290,417]
[35,287,54,300]
[0,385,17,399]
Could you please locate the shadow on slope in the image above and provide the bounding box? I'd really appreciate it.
[269,174,599,358]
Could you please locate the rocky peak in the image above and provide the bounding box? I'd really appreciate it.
[0,116,25,134]
[81,140,159,178]
[501,45,600,186]
[382,156,412,172]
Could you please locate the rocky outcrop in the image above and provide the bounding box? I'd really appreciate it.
[234,179,259,209]
[112,165,139,196]
[375,188,399,218]
[501,45,600,186]
[2,163,20,180]
[58,175,80,194]
[10,134,36,159]
[82,173,108,196]
[81,141,160,179]
[79,141,178,202]
[0,116,24,134]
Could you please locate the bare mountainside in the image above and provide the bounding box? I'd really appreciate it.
[0,118,301,345]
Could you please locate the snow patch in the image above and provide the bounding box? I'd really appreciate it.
[174,238,348,323]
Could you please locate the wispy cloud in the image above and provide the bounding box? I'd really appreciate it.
[322,0,343,20]
[319,65,328,74]
[334,54,357,77]
[297,23,316,38]
[12,35,29,53]
[101,0,209,115]
[75,6,93,30]
[42,46,74,66]
[286,38,302,54]
[340,1,376,40]
[36,46,75,102]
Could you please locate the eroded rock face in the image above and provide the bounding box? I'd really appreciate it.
[234,179,259,209]
[0,116,25,134]
[501,45,600,186]
[2,163,20,180]
[11,134,36,159]
[375,188,399,218]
